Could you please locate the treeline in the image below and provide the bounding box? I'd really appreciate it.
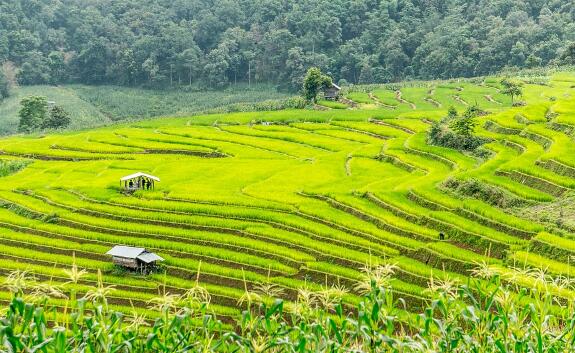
[1,0,575,92]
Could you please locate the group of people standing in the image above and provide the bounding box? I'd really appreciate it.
[126,177,154,190]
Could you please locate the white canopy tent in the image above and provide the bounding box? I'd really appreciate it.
[120,172,160,191]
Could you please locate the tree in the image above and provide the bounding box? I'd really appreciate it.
[175,47,201,86]
[450,106,478,137]
[0,0,573,89]
[18,96,47,133]
[560,42,575,65]
[0,71,9,100]
[284,47,306,92]
[17,51,50,85]
[48,51,68,84]
[73,39,111,84]
[500,79,523,104]
[303,67,332,103]
[447,106,458,120]
[114,48,138,86]
[203,47,229,88]
[142,56,162,85]
[525,54,542,68]
[42,105,70,130]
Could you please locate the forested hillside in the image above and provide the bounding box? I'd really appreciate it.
[1,0,575,91]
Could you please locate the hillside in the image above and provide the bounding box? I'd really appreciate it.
[0,84,293,135]
[0,71,574,329]
[1,0,574,90]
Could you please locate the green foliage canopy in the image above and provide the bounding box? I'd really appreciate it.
[449,106,479,137]
[0,71,9,100]
[17,96,47,133]
[17,96,70,132]
[43,105,71,130]
[429,105,486,151]
[500,79,524,104]
[303,67,332,102]
[0,0,573,90]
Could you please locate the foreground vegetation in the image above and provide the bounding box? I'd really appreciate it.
[0,72,573,350]
[2,262,574,353]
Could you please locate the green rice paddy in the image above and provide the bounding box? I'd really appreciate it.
[1,72,575,319]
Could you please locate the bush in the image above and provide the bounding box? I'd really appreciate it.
[428,106,488,151]
[443,177,526,208]
[42,105,71,130]
[428,122,487,151]
[0,160,30,177]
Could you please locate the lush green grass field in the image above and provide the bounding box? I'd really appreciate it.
[0,84,293,135]
[0,72,575,323]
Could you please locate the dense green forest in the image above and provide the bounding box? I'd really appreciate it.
[1,0,575,92]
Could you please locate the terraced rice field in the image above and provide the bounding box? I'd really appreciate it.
[2,72,575,320]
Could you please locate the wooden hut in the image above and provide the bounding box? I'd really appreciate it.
[120,172,160,191]
[106,245,164,273]
[323,83,341,100]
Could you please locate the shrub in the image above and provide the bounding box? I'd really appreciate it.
[443,177,526,208]
[428,106,488,151]
[0,160,30,177]
[42,105,71,129]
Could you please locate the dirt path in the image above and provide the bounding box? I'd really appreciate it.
[483,83,502,92]
[453,95,469,106]
[370,118,415,134]
[345,155,352,176]
[484,95,502,105]
[313,104,330,111]
[425,97,441,107]
[339,97,358,108]
[395,90,416,109]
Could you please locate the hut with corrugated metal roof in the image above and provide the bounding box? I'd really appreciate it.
[323,83,341,100]
[106,245,164,273]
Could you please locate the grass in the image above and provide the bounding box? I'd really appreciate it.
[317,99,349,109]
[346,92,373,104]
[372,89,400,106]
[0,84,293,135]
